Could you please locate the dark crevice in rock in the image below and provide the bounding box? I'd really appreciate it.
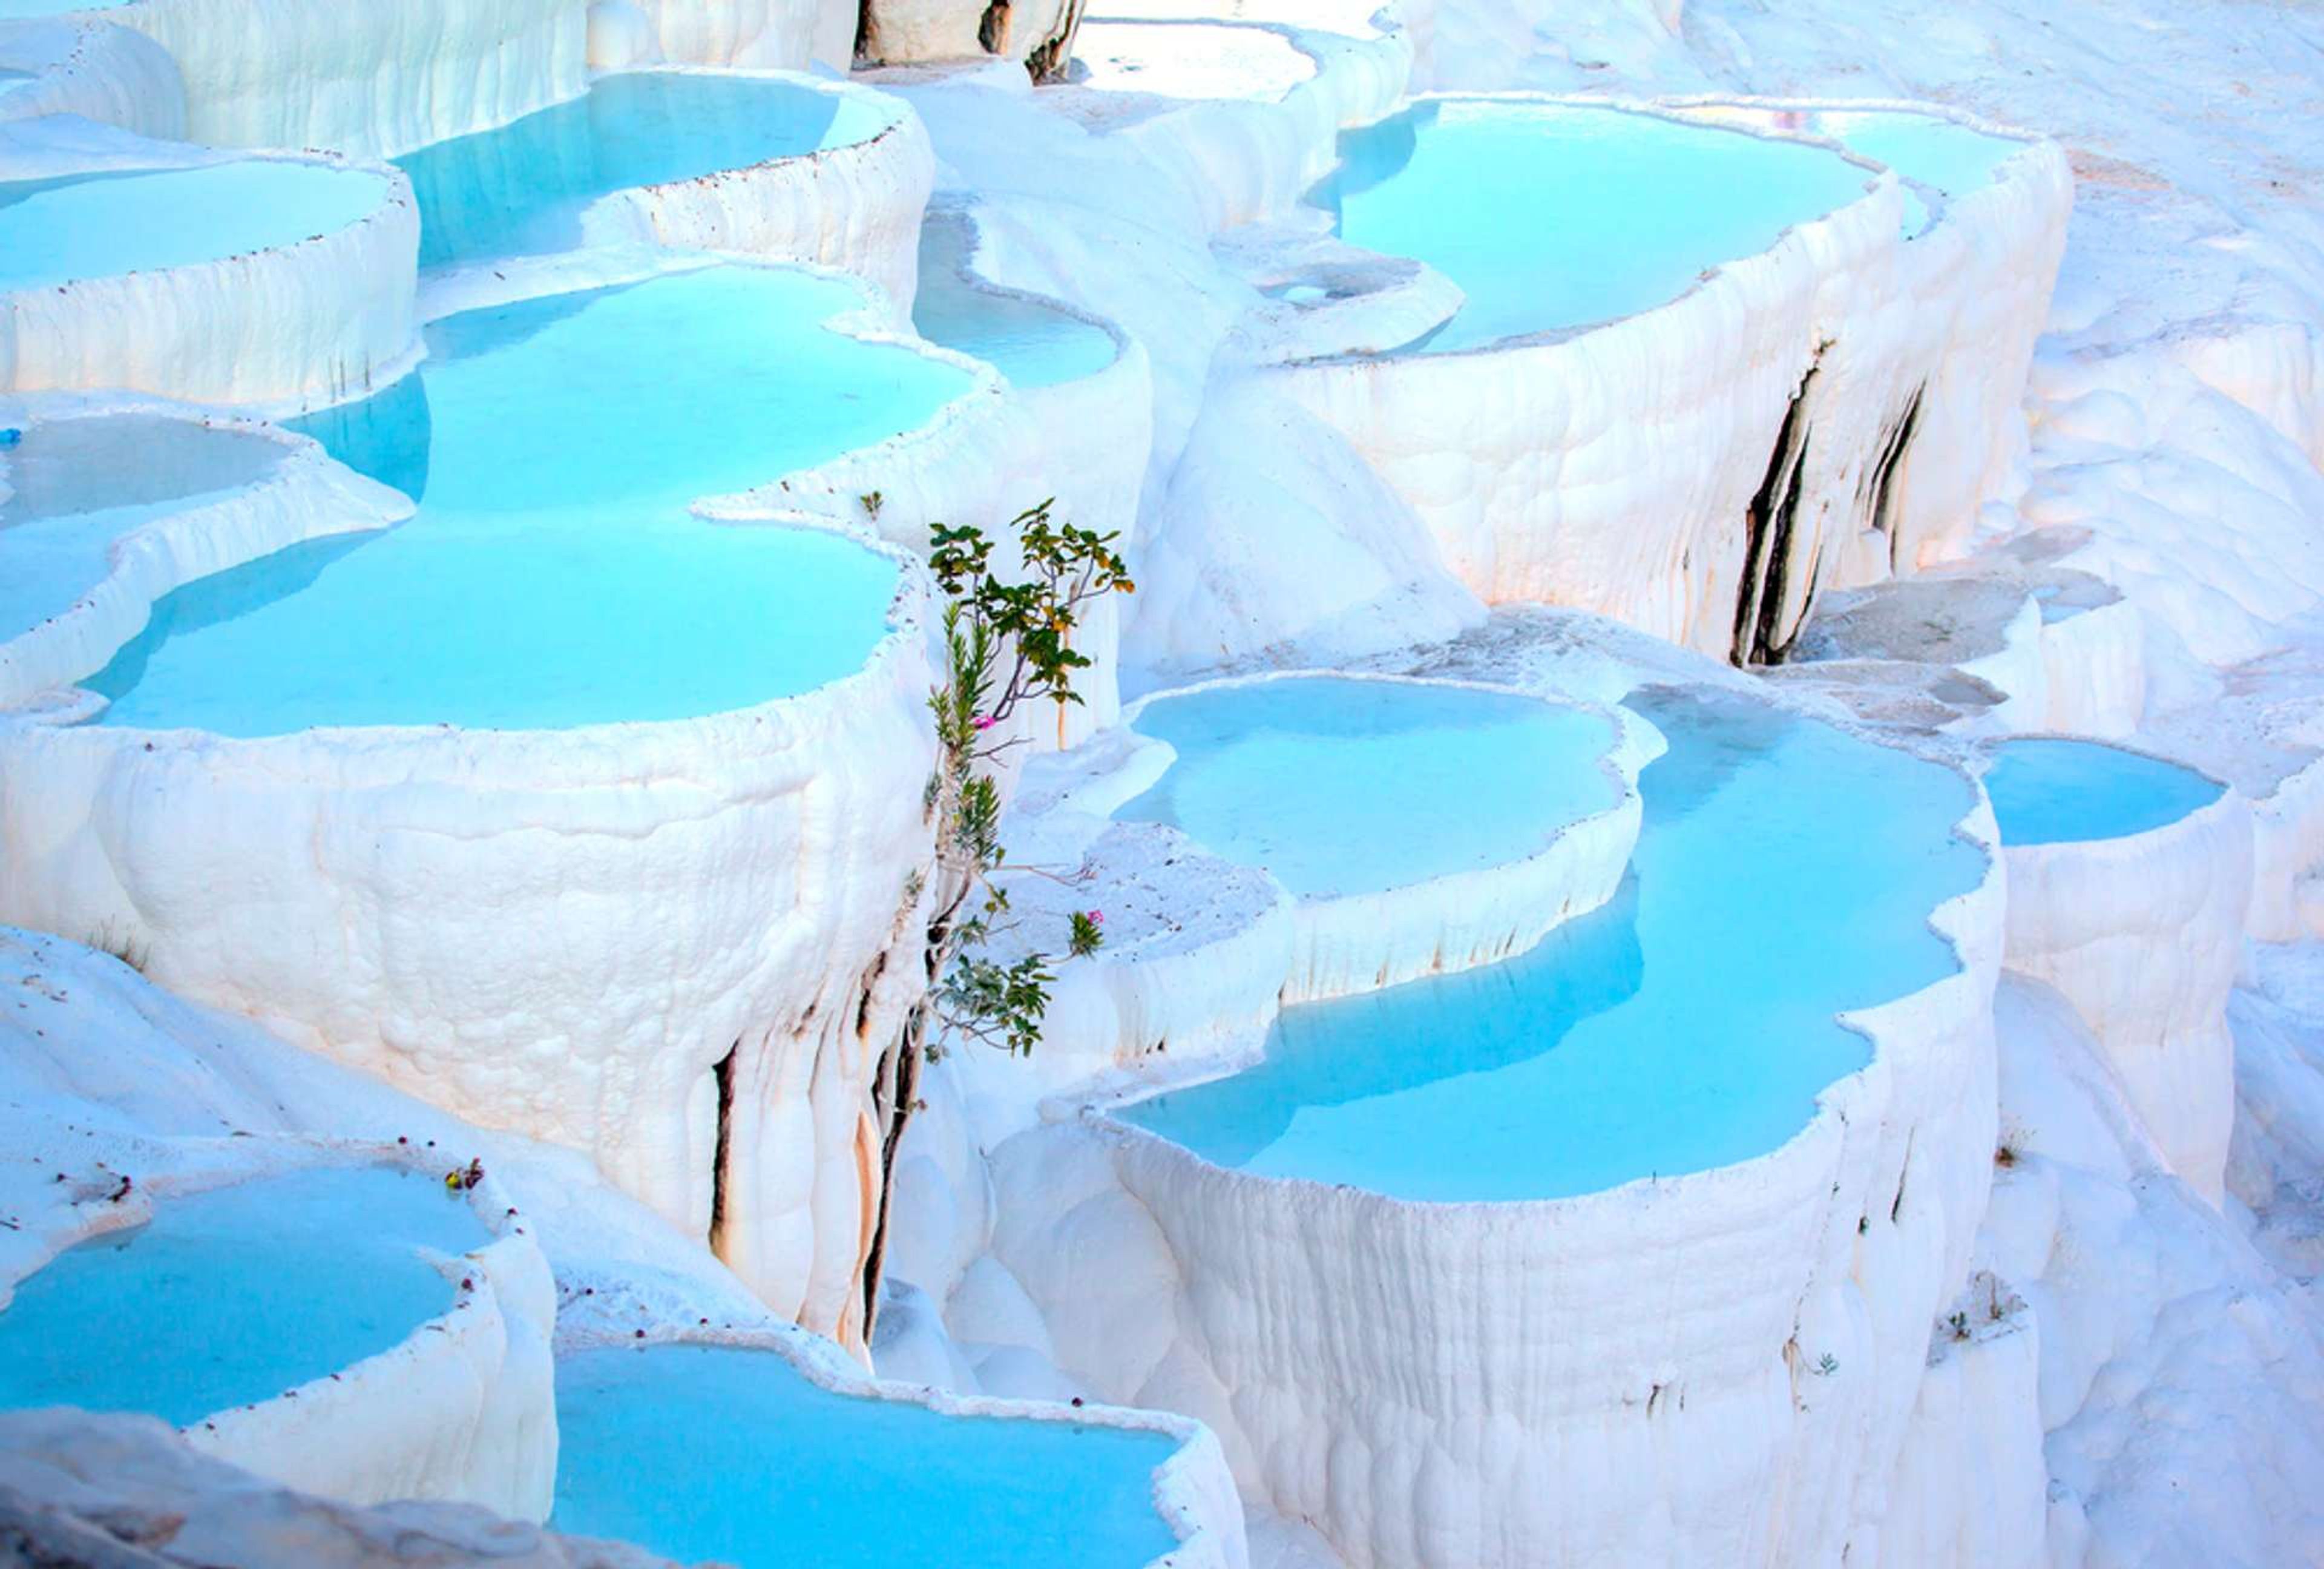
[1733,363,1820,666]
[707,1043,738,1255]
[1891,1132,1914,1225]
[1024,0,1086,80]
[978,0,1011,53]
[861,996,924,1336]
[1865,384,1925,575]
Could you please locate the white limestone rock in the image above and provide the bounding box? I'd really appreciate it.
[80,0,588,158]
[1994,744,2253,1202]
[0,20,186,136]
[0,125,420,413]
[590,0,857,73]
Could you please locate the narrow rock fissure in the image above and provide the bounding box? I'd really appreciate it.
[1891,1133,1914,1225]
[707,1043,738,1255]
[1866,386,1925,574]
[978,0,1011,53]
[1732,364,1820,666]
[861,943,925,1335]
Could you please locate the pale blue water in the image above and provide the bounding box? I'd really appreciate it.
[1116,677,1620,898]
[85,268,967,734]
[1314,100,1871,352]
[1820,110,2020,205]
[0,0,128,15]
[1984,737,2222,846]
[910,216,1117,389]
[399,72,890,271]
[554,1344,1181,1568]
[1810,109,2020,235]
[1120,689,1984,1200]
[0,163,388,291]
[1,417,283,644]
[0,1165,487,1427]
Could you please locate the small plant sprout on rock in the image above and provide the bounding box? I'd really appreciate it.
[860,504,1134,1329]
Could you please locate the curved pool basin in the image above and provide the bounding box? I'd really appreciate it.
[0,1165,487,1427]
[1114,676,1621,898]
[1313,99,1872,352]
[554,1343,1183,1568]
[910,214,1118,390]
[80,266,968,734]
[1816,109,2022,206]
[1984,737,2225,846]
[1119,688,1984,1200]
[0,415,285,646]
[398,71,892,271]
[1719,106,2025,235]
[0,162,392,294]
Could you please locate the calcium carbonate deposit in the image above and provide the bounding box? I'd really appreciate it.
[3,1,2322,1567]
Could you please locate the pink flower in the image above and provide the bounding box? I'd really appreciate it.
[972,714,998,731]
[1085,909,1105,926]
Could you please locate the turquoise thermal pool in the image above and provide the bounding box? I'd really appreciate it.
[1120,689,1985,1201]
[0,163,389,292]
[0,1165,487,1427]
[1313,100,1871,352]
[1984,737,2224,846]
[554,1344,1181,1569]
[397,71,891,271]
[82,267,969,734]
[911,216,1118,389]
[1817,110,2021,205]
[0,416,284,646]
[1115,677,1621,898]
[1784,108,2023,234]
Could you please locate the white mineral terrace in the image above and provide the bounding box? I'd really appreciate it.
[2,1,2323,1568]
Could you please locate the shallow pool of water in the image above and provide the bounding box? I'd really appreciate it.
[84,268,965,734]
[399,71,890,271]
[1817,109,2021,206]
[1984,737,2222,846]
[1115,677,1621,898]
[554,1344,1181,1568]
[910,215,1117,389]
[0,1165,487,1427]
[1313,100,1871,352]
[1,416,285,645]
[0,162,389,292]
[1120,689,1984,1200]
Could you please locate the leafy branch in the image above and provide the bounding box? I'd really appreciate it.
[921,502,1130,1056]
[861,502,1132,1331]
